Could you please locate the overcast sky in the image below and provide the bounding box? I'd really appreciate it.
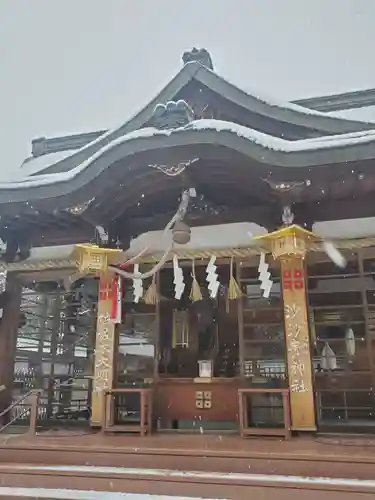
[1,0,375,180]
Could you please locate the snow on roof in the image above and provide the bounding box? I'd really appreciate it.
[18,150,78,178]
[190,119,375,151]
[0,127,168,189]
[222,72,375,123]
[16,62,375,182]
[3,119,375,192]
[328,106,375,123]
[195,64,375,130]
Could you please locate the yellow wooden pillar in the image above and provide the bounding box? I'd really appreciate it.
[255,225,317,431]
[71,244,123,427]
[280,256,316,430]
[91,273,117,426]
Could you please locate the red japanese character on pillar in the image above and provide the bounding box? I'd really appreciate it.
[283,268,305,291]
[99,276,114,301]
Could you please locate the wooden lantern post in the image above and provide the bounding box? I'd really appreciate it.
[72,244,123,426]
[255,225,317,431]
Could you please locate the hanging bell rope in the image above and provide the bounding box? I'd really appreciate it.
[111,247,171,280]
[119,190,190,268]
[228,257,242,301]
[108,189,192,280]
[189,259,203,302]
[144,273,159,305]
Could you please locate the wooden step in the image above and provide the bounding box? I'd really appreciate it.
[2,436,375,481]
[0,465,375,500]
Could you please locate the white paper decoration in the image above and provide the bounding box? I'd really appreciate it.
[258,253,273,298]
[113,275,123,323]
[321,342,337,370]
[345,327,356,358]
[132,264,143,303]
[206,255,220,299]
[173,255,185,299]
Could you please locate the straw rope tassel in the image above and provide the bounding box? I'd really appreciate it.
[228,257,242,301]
[144,273,159,305]
[189,259,203,302]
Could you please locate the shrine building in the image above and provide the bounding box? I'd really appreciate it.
[1,47,375,438]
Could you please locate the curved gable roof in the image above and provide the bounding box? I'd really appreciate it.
[3,119,375,209]
[21,61,375,179]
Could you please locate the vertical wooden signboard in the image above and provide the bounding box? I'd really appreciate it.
[281,258,316,431]
[91,274,116,426]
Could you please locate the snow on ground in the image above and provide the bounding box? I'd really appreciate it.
[8,464,375,488]
[0,490,217,500]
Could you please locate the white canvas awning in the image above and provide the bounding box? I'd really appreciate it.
[2,218,375,275]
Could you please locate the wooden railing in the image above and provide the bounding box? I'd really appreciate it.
[102,387,153,435]
[0,389,41,435]
[238,387,291,440]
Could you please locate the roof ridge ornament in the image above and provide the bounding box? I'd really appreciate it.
[182,47,213,70]
[149,158,199,177]
[263,178,307,227]
[151,99,194,130]
[64,198,95,216]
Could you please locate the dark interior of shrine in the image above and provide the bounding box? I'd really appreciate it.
[5,245,375,434]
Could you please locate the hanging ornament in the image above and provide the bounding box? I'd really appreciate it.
[144,274,159,305]
[173,255,185,299]
[111,275,123,323]
[133,264,143,303]
[228,257,242,301]
[172,310,189,348]
[258,252,273,298]
[206,255,220,299]
[109,188,194,281]
[189,259,203,302]
[345,326,356,360]
[95,225,109,245]
[321,342,337,371]
[323,241,347,269]
[309,310,316,346]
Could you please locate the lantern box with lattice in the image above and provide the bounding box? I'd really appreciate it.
[271,233,307,259]
[254,224,319,260]
[73,244,123,275]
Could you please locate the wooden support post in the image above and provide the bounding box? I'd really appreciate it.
[280,257,316,431]
[153,272,160,381]
[0,276,21,417]
[91,273,117,427]
[28,391,40,436]
[235,260,245,378]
